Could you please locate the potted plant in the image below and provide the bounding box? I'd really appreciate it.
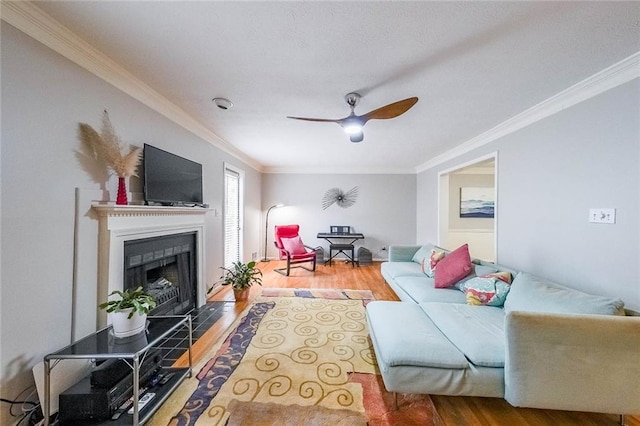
[99,286,156,338]
[211,261,262,302]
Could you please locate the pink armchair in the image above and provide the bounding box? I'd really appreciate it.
[273,225,317,276]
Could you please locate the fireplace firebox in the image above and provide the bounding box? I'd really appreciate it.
[123,232,196,316]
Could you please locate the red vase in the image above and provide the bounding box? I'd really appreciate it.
[116,176,128,205]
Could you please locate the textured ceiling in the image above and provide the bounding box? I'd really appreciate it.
[34,1,640,173]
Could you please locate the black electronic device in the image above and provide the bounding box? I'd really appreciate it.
[90,358,131,389]
[143,143,203,206]
[59,375,133,422]
[59,350,162,422]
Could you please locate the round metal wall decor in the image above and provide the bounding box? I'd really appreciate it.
[322,186,359,210]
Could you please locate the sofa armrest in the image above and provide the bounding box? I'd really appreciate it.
[504,311,640,415]
[388,245,422,262]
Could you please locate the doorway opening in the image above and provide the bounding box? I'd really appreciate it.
[438,153,497,262]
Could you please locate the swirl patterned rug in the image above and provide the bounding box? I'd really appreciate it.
[149,289,436,425]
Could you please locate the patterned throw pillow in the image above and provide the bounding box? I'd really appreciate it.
[454,264,499,290]
[462,272,513,307]
[422,248,446,277]
[487,271,513,284]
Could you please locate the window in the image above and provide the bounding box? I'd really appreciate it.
[224,165,243,267]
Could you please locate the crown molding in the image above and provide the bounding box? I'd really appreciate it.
[1,1,263,172]
[416,51,640,173]
[262,166,416,174]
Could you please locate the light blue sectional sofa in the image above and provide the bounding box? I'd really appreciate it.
[366,244,640,419]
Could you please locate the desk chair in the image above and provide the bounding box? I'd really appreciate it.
[273,225,317,276]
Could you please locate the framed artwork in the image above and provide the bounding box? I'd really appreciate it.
[460,187,494,218]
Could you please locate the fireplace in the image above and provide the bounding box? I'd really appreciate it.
[124,232,196,316]
[92,204,208,328]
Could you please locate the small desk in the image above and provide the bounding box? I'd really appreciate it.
[317,233,365,266]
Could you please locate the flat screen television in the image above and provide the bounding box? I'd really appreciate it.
[143,144,203,206]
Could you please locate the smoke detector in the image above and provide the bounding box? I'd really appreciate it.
[212,97,233,110]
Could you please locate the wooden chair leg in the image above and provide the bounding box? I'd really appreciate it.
[393,392,398,410]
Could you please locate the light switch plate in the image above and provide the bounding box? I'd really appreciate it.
[589,208,616,224]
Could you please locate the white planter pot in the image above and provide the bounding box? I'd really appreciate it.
[110,309,147,338]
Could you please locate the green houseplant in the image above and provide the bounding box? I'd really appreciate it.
[212,261,262,301]
[99,286,156,337]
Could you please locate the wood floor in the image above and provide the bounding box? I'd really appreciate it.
[182,260,639,426]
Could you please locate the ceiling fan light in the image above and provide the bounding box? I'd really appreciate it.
[342,117,363,134]
[344,124,362,135]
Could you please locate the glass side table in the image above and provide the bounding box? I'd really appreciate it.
[43,315,192,425]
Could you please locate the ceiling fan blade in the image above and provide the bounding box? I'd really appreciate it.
[286,116,342,123]
[350,131,364,143]
[360,97,419,123]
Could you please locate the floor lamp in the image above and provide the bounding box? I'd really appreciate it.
[263,204,284,262]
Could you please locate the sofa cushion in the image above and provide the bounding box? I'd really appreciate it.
[434,244,473,288]
[504,272,625,316]
[389,245,423,262]
[395,276,467,304]
[421,302,506,367]
[411,244,435,265]
[366,301,469,369]
[381,261,426,280]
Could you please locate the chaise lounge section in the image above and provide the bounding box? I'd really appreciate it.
[367,243,640,420]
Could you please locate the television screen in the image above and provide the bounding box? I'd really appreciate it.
[143,144,203,206]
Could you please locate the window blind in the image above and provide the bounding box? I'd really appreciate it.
[224,167,240,268]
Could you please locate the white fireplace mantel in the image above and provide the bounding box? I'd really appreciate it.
[92,204,209,327]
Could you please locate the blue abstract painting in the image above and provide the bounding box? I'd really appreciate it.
[460,187,494,218]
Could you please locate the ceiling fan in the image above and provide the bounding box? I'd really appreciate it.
[287,93,418,143]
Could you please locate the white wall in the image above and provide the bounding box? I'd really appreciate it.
[262,173,416,261]
[418,79,640,310]
[0,24,261,419]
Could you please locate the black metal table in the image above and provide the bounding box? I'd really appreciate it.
[317,232,365,266]
[43,315,192,425]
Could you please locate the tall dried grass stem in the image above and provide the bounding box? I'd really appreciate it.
[78,110,141,177]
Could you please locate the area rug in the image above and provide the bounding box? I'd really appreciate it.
[260,288,375,300]
[149,291,436,425]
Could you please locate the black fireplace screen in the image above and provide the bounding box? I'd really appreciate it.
[123,232,196,316]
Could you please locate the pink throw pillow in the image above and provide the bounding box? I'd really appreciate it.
[281,236,307,255]
[434,244,473,288]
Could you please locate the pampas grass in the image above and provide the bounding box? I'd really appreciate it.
[78,110,141,177]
